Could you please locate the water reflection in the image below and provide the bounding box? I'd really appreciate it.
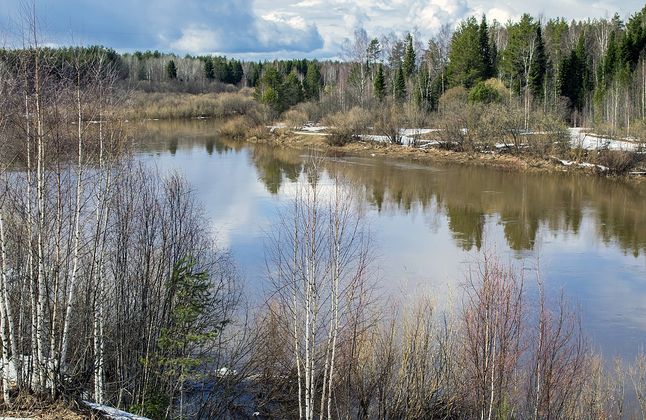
[136,119,646,358]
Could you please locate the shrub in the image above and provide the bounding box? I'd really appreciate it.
[217,115,253,139]
[373,102,407,144]
[282,108,309,129]
[468,81,502,104]
[323,107,371,146]
[595,150,643,174]
[438,86,468,113]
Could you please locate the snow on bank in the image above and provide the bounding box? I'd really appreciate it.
[569,128,643,151]
[83,401,150,420]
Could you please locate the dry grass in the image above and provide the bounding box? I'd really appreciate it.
[123,90,267,121]
[0,393,98,419]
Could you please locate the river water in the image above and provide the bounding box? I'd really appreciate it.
[137,119,646,361]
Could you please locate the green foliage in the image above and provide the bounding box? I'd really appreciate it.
[469,81,502,104]
[204,58,215,80]
[367,38,382,67]
[303,62,322,100]
[374,64,386,102]
[501,14,540,92]
[166,59,177,80]
[559,35,592,112]
[448,17,486,88]
[529,25,547,98]
[402,34,416,77]
[479,15,495,79]
[394,66,406,101]
[156,258,224,377]
[282,73,304,108]
[129,388,171,419]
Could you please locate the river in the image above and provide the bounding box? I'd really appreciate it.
[137,119,646,361]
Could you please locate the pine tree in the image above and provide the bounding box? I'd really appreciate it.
[166,59,177,80]
[402,34,416,77]
[394,66,406,101]
[374,63,386,101]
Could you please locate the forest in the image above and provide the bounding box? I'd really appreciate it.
[1,4,646,420]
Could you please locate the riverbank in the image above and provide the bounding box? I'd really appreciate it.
[245,127,646,180]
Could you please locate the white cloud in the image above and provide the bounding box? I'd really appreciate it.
[1,0,644,57]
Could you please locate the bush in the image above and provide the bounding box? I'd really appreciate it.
[469,81,502,104]
[438,86,468,113]
[282,108,309,129]
[217,115,253,139]
[373,102,407,144]
[323,107,371,146]
[529,111,570,157]
[595,150,643,174]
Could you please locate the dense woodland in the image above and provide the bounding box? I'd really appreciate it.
[2,5,646,420]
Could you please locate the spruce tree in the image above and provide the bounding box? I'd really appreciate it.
[479,15,494,79]
[374,63,386,101]
[448,17,484,88]
[204,58,214,80]
[529,25,547,98]
[402,34,416,77]
[303,62,322,100]
[394,66,406,101]
[166,59,177,80]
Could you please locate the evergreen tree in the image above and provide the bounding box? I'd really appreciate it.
[204,58,214,80]
[479,15,494,79]
[603,31,619,85]
[229,60,244,84]
[448,17,485,88]
[374,63,386,101]
[501,14,539,93]
[394,66,406,101]
[166,59,177,80]
[529,25,547,98]
[303,62,322,100]
[402,33,416,77]
[367,38,382,68]
[282,72,304,108]
[559,35,592,112]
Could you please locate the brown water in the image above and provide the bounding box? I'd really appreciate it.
[137,119,646,360]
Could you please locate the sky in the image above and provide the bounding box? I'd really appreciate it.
[0,0,643,60]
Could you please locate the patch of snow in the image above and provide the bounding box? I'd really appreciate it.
[83,401,150,420]
[300,124,328,133]
[569,128,643,152]
[216,366,237,377]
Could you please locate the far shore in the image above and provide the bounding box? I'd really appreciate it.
[240,127,646,182]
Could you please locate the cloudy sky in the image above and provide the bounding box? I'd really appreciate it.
[1,0,643,59]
